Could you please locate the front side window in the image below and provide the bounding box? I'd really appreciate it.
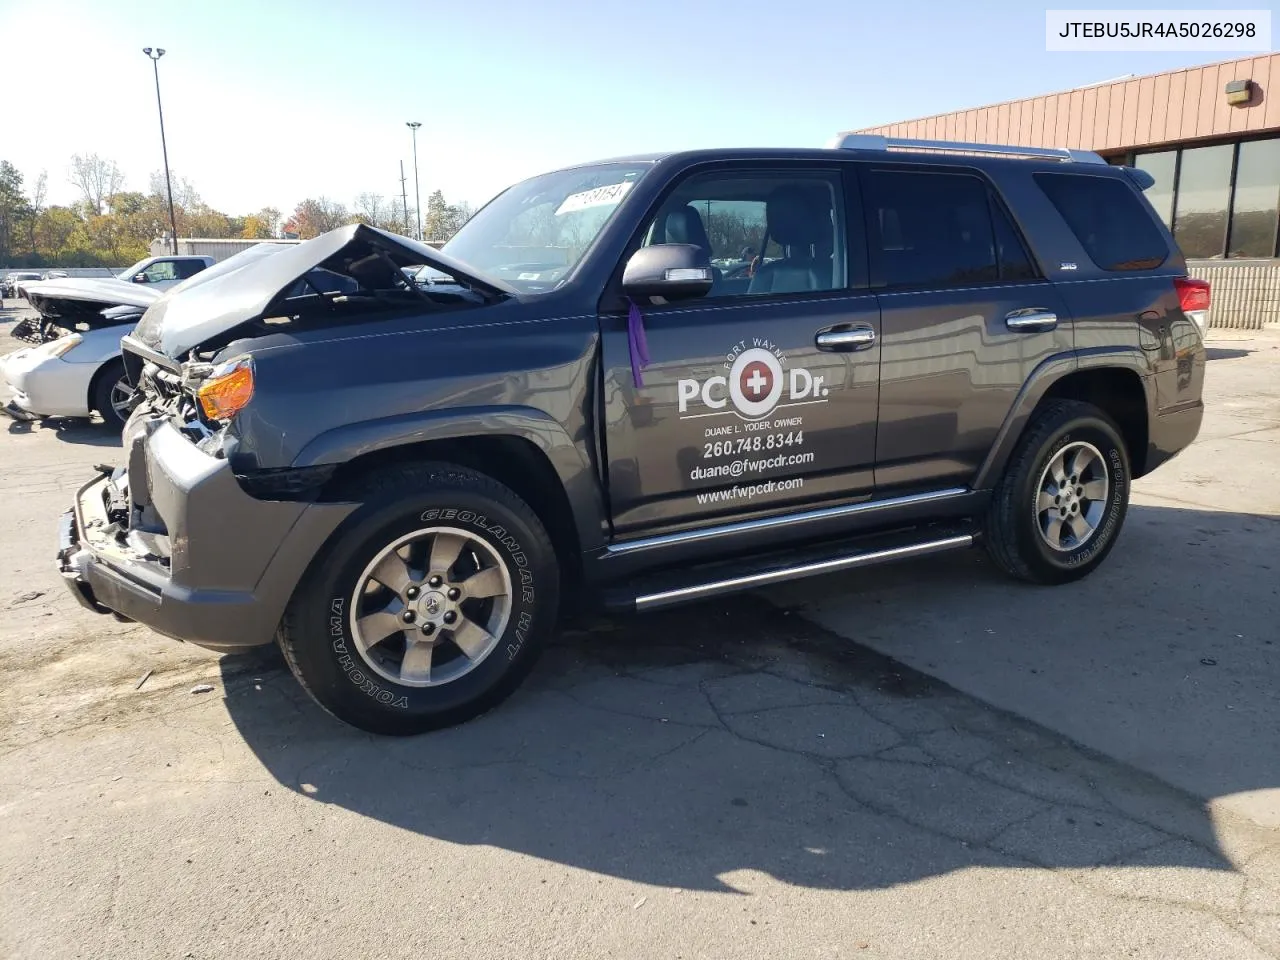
[141,261,178,282]
[441,163,651,294]
[637,170,846,299]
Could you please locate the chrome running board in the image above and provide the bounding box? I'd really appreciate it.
[608,487,970,556]
[632,531,974,611]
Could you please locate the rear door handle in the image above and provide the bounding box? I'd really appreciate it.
[1006,308,1058,332]
[816,326,876,351]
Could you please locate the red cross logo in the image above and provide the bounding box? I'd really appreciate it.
[741,360,773,399]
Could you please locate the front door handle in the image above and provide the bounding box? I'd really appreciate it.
[816,326,876,351]
[1006,308,1058,332]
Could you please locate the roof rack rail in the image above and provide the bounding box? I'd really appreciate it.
[826,133,1107,165]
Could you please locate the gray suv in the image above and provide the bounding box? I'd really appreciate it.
[57,134,1208,735]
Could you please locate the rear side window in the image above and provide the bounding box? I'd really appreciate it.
[992,203,1037,281]
[863,169,1038,290]
[174,259,207,279]
[1034,172,1169,271]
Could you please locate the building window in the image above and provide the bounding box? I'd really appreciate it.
[1172,144,1234,260]
[1229,139,1280,259]
[1134,151,1177,228]
[1135,135,1280,261]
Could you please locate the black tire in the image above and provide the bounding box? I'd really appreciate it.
[278,461,559,735]
[90,358,136,432]
[985,399,1131,585]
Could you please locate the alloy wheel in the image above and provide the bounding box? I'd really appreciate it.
[1035,441,1110,552]
[109,377,136,420]
[349,527,512,687]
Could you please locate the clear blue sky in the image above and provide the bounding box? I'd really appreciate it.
[3,0,1275,217]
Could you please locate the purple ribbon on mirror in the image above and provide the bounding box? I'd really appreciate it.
[627,298,651,388]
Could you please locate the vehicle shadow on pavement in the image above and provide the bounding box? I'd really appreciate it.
[5,418,122,446]
[1205,347,1253,361]
[50,419,122,447]
[784,502,1280,823]
[218,504,1276,893]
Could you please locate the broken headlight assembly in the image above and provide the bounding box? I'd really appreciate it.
[40,333,83,358]
[193,356,255,422]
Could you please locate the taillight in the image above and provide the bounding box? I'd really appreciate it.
[1175,276,1210,313]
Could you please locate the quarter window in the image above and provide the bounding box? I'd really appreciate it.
[638,170,846,299]
[1034,172,1169,271]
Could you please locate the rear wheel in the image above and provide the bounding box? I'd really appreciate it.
[90,358,137,432]
[985,400,1131,585]
[278,462,559,735]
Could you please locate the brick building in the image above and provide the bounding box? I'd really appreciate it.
[851,53,1280,329]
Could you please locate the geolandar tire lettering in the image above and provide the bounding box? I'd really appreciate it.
[985,399,1132,586]
[277,461,559,736]
[418,508,537,609]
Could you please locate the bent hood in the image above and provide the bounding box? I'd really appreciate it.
[133,224,515,358]
[24,277,160,311]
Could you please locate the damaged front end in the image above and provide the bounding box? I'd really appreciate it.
[12,303,148,349]
[16,279,158,345]
[57,224,510,650]
[56,388,359,649]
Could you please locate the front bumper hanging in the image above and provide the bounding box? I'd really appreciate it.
[55,418,358,651]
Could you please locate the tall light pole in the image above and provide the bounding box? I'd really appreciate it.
[143,47,179,255]
[399,160,410,236]
[406,121,422,241]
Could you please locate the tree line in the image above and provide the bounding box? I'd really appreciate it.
[0,153,474,268]
[284,190,473,247]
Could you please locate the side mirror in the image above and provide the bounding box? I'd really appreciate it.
[622,244,713,302]
[133,273,149,283]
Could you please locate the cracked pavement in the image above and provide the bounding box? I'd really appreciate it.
[2,305,1278,960]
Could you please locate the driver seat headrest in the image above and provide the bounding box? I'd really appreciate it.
[660,205,712,256]
[766,184,832,250]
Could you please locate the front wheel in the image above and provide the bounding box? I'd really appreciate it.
[91,358,138,432]
[278,462,559,735]
[985,400,1131,585]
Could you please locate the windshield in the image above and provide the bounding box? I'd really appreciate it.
[414,264,454,284]
[117,258,152,281]
[441,162,651,295]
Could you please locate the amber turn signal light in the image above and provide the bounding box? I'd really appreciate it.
[197,358,254,421]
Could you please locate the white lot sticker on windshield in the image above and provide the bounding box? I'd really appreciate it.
[555,181,633,216]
